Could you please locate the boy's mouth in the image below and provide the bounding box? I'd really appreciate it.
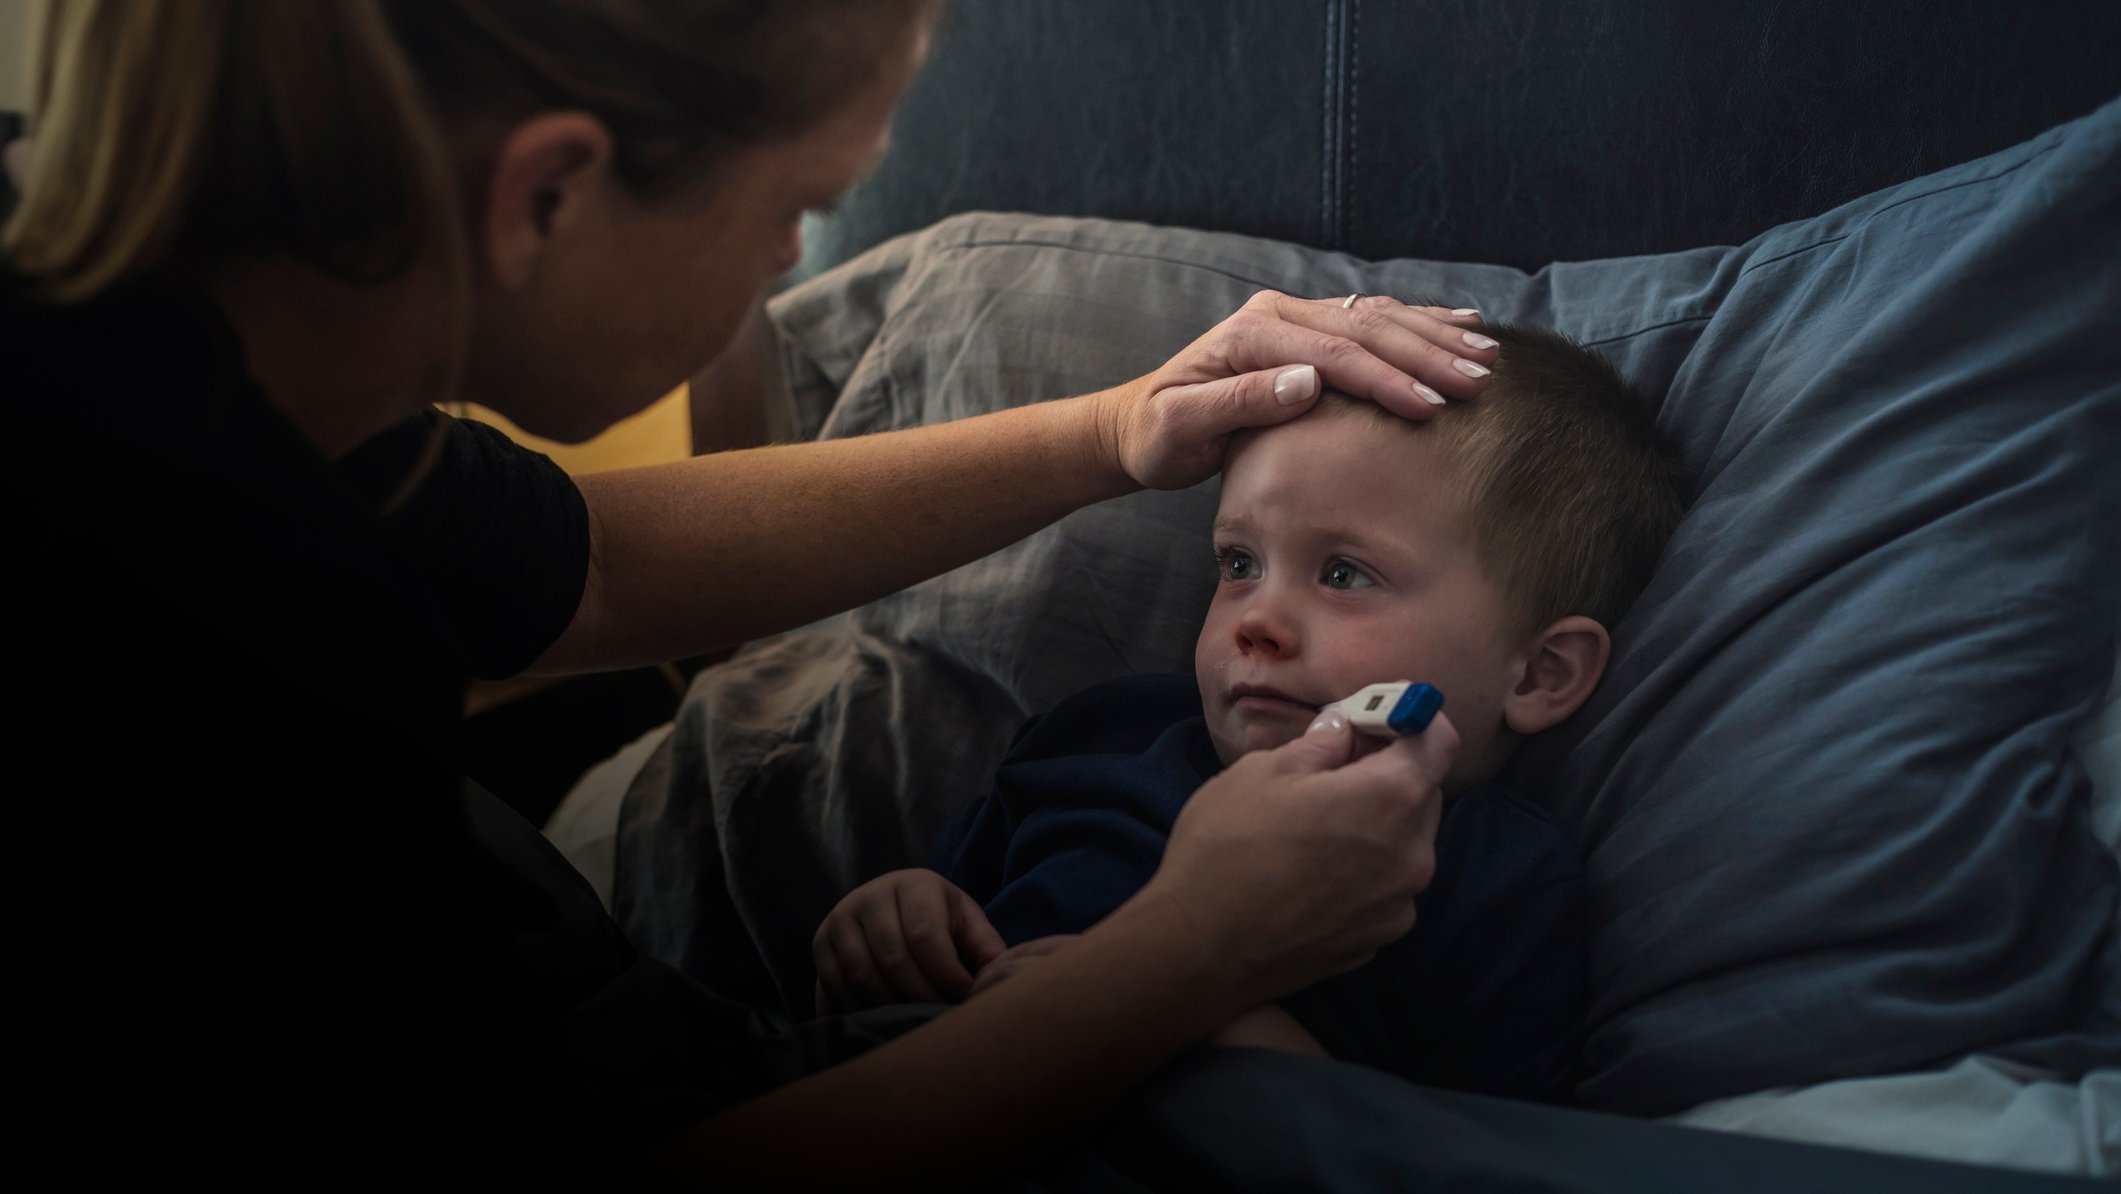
[1227,683,1320,715]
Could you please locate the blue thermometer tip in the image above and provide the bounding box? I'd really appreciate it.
[1386,683,1444,735]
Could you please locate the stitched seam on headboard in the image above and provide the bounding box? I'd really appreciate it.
[1320,2,1337,245]
[1349,0,1361,248]
[1321,0,1357,247]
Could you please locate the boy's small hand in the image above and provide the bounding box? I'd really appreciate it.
[813,869,1008,1013]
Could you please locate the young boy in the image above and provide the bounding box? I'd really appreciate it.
[812,324,1690,1101]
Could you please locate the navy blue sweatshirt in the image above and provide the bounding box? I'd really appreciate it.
[933,674,1586,1101]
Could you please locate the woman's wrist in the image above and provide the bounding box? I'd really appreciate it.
[1092,877,1261,1028]
[1085,381,1153,492]
[1066,382,1152,501]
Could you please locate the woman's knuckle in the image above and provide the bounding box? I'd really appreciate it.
[1320,334,1367,365]
[1346,306,1391,336]
[1408,848,1437,893]
[1217,312,1266,346]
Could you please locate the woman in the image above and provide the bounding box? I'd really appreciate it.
[3,1,1495,1184]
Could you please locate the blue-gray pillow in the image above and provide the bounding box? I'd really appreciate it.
[1512,98,2121,1111]
[628,95,2120,1112]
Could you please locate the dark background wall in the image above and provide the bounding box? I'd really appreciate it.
[802,0,2121,276]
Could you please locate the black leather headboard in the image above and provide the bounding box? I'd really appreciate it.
[801,0,2121,275]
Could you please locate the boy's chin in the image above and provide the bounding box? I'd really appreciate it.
[1214,719,1306,764]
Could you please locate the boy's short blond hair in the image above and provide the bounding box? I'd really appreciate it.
[1319,324,1690,636]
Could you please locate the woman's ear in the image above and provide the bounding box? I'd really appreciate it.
[1502,615,1610,735]
[480,111,615,291]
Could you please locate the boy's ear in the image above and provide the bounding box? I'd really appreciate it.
[1502,616,1610,735]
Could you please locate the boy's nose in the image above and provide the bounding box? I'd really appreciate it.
[1233,603,1298,659]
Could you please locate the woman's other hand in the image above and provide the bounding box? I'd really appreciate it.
[1095,294,1495,489]
[1143,708,1460,1009]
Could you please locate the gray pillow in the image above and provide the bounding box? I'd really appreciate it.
[621,96,2120,1113]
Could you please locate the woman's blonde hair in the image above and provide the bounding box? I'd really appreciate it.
[3,0,936,303]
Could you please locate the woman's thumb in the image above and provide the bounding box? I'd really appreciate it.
[1269,364,1319,408]
[1267,708,1359,774]
[1174,363,1320,435]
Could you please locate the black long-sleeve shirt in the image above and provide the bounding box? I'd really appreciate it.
[3,263,748,1178]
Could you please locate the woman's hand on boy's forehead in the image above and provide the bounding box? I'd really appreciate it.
[1275,293,1500,410]
[1091,291,1497,491]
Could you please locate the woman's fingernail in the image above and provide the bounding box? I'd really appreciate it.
[1462,331,1498,350]
[1307,709,1348,734]
[1451,308,1480,317]
[1453,359,1491,379]
[1413,382,1447,406]
[1275,364,1318,405]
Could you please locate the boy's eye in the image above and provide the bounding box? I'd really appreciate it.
[1322,559,1374,590]
[1216,548,1259,581]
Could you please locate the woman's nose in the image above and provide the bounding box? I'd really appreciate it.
[773,219,804,273]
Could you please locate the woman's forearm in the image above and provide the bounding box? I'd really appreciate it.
[643,662,1460,1189]
[534,291,1498,676]
[536,384,1141,674]
[648,887,1251,1190]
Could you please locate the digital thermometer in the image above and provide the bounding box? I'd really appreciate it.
[1323,681,1443,736]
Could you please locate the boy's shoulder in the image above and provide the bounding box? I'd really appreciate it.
[1002,673,1205,766]
[1435,781,1584,901]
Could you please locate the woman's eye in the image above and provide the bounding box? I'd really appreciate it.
[1216,549,1259,581]
[1322,559,1374,590]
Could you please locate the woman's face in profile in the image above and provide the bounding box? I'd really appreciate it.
[467,32,924,445]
